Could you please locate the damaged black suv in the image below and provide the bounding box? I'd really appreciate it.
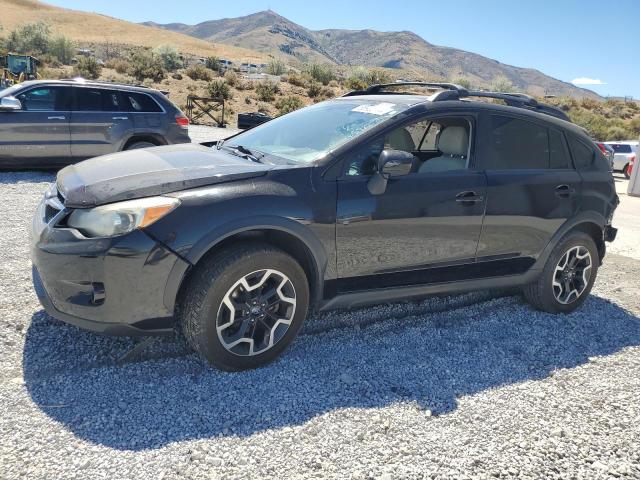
[31,82,618,371]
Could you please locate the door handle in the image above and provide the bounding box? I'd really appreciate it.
[112,116,129,120]
[555,184,576,198]
[47,116,65,120]
[455,191,484,204]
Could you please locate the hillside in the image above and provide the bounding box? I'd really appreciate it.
[146,10,600,99]
[0,0,266,61]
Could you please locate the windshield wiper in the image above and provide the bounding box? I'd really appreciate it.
[222,144,264,163]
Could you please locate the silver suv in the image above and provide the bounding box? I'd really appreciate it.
[0,79,191,169]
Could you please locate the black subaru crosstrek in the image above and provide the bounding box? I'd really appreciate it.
[31,83,619,371]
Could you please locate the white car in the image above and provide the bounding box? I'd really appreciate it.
[604,141,638,178]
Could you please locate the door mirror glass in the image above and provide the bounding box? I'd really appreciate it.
[0,96,22,111]
[378,148,414,177]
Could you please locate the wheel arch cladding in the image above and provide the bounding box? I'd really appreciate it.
[535,213,606,271]
[166,222,327,315]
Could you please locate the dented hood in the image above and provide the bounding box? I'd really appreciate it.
[57,144,273,208]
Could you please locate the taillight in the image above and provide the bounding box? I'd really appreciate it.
[630,154,636,164]
[175,115,189,127]
[596,143,607,155]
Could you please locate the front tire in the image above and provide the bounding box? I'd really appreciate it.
[523,232,598,314]
[179,243,309,371]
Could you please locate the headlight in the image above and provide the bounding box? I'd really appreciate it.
[66,196,180,238]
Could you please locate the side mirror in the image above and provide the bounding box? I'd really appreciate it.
[0,96,22,111]
[378,148,414,177]
[367,149,414,195]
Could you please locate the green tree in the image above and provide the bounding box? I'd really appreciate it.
[6,21,51,55]
[50,35,75,64]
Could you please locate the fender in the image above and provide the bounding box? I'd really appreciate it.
[531,210,606,271]
[162,215,329,313]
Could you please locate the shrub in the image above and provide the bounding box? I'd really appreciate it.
[491,75,515,93]
[112,59,131,74]
[207,79,232,100]
[344,67,391,90]
[255,81,279,102]
[286,72,308,87]
[128,52,166,82]
[307,81,322,98]
[320,86,335,99]
[630,117,640,136]
[185,63,212,81]
[153,44,182,71]
[606,126,629,141]
[267,58,286,76]
[205,56,220,71]
[171,72,183,80]
[5,21,51,55]
[307,63,334,85]
[224,69,238,86]
[453,77,473,89]
[73,56,101,79]
[49,35,75,64]
[275,95,304,116]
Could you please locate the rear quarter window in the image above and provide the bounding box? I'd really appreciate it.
[568,136,608,171]
[123,92,163,113]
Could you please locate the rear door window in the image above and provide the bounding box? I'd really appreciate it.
[484,115,549,169]
[74,88,121,112]
[122,92,163,113]
[549,129,571,169]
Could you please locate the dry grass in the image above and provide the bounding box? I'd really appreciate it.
[0,0,266,61]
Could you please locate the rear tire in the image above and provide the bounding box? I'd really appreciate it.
[179,243,309,371]
[523,231,598,314]
[125,141,157,150]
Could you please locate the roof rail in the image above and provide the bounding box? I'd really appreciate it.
[462,91,571,122]
[59,77,152,89]
[342,81,469,97]
[343,81,571,122]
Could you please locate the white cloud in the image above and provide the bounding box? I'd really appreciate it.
[571,77,607,86]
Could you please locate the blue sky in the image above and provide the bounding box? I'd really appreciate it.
[46,0,640,98]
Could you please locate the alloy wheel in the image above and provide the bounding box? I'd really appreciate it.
[216,269,297,356]
[552,246,592,305]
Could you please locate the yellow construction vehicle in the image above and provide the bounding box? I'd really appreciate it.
[1,54,40,89]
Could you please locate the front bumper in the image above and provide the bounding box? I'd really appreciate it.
[31,194,188,336]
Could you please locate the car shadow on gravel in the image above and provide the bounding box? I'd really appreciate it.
[22,293,640,451]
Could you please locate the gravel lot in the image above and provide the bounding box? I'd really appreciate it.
[1,166,640,479]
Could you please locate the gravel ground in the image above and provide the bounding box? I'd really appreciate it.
[1,170,640,480]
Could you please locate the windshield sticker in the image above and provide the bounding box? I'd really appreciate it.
[352,102,396,115]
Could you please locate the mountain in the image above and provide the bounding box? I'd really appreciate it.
[145,10,598,99]
[0,0,265,61]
